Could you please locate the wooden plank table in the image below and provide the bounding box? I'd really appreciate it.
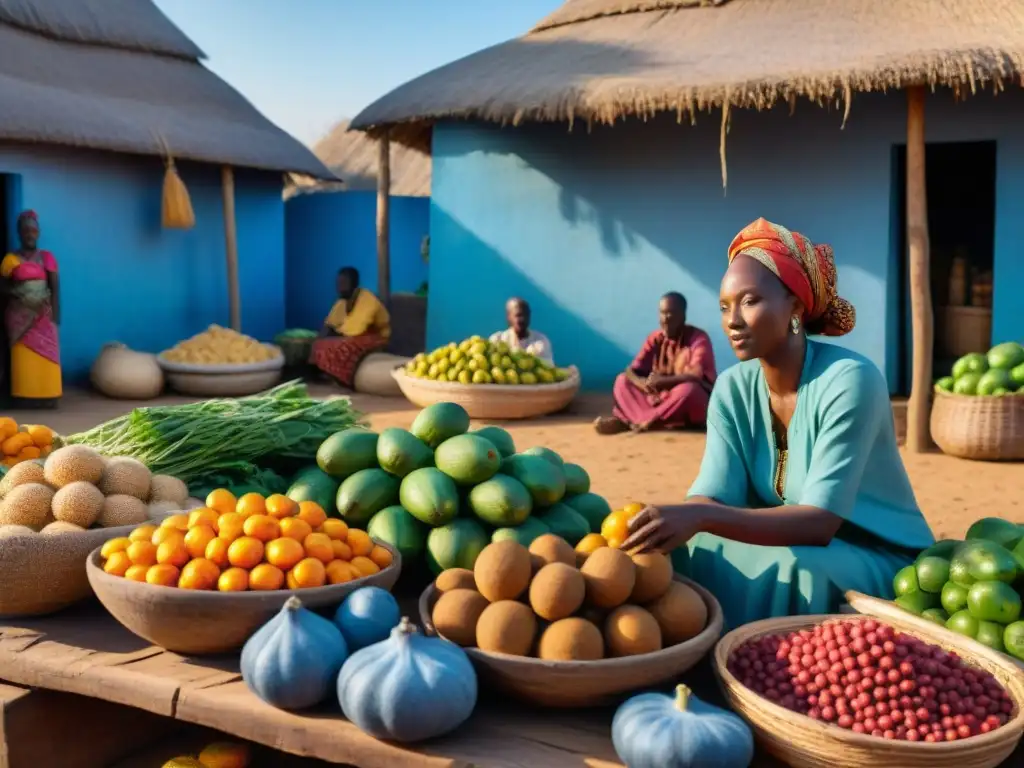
[0,603,623,768]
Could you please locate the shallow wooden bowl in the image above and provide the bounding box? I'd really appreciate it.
[86,542,401,655]
[713,598,1024,768]
[419,573,723,707]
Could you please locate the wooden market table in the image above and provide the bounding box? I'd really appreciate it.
[0,602,624,768]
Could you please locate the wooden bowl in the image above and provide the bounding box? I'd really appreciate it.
[392,365,581,419]
[86,543,401,655]
[418,573,723,707]
[713,599,1024,768]
[158,350,285,397]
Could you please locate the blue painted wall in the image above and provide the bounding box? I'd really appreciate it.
[284,190,429,330]
[429,90,1024,392]
[0,145,286,382]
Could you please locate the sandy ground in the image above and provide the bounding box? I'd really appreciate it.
[9,386,1020,540]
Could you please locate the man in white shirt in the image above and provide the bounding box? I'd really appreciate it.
[489,297,554,363]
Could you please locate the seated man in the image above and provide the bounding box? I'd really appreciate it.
[489,297,553,363]
[310,266,391,388]
[595,292,716,434]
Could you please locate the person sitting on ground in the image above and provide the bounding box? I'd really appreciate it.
[620,218,934,629]
[310,266,391,389]
[489,297,553,363]
[594,292,717,435]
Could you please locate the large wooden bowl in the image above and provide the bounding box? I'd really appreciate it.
[392,365,581,419]
[418,573,723,707]
[86,543,401,655]
[158,350,285,397]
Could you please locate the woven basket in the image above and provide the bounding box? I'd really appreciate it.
[392,365,581,419]
[713,601,1024,767]
[418,573,723,707]
[930,390,1024,461]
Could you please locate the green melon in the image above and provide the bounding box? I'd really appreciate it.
[563,492,612,533]
[500,454,566,506]
[410,402,470,448]
[366,505,427,562]
[376,428,434,478]
[468,474,533,527]
[286,466,340,516]
[471,426,516,458]
[434,434,501,485]
[491,518,550,547]
[399,467,460,526]
[335,468,400,525]
[521,446,564,467]
[534,503,590,546]
[426,518,489,574]
[562,463,590,495]
[316,428,379,479]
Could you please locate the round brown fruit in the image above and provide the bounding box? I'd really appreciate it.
[647,581,707,644]
[629,552,673,603]
[529,562,586,621]
[579,546,635,609]
[476,600,538,656]
[537,617,604,661]
[473,540,532,602]
[431,588,489,647]
[435,568,476,593]
[528,534,575,571]
[604,605,663,657]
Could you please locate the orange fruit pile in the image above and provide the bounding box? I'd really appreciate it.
[98,488,394,591]
[597,501,646,550]
[0,417,54,467]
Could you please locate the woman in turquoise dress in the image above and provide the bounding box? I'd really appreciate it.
[622,218,935,629]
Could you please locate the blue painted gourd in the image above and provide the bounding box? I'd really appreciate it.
[337,616,477,743]
[241,596,349,711]
[612,685,754,768]
[333,586,401,651]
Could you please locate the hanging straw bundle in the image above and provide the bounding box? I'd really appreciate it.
[161,154,195,230]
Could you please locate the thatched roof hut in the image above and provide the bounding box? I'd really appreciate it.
[351,0,1024,150]
[0,0,332,178]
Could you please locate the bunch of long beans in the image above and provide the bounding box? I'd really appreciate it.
[66,381,364,486]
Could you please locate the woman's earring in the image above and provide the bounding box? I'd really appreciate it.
[790,316,801,335]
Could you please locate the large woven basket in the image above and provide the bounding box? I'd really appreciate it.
[713,598,1024,768]
[930,390,1024,461]
[418,573,723,707]
[392,365,581,419]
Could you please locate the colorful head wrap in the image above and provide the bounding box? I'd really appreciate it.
[726,217,856,337]
[17,210,38,228]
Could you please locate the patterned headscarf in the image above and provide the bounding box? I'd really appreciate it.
[727,218,856,337]
[17,210,38,229]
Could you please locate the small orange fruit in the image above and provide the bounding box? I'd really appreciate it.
[126,540,159,567]
[160,513,190,531]
[179,558,219,590]
[129,525,157,543]
[218,567,249,592]
[152,527,185,547]
[346,529,373,558]
[235,492,267,518]
[350,556,380,578]
[184,524,217,559]
[369,545,393,570]
[188,507,220,531]
[156,538,190,568]
[103,551,132,576]
[205,537,231,568]
[320,518,349,541]
[326,559,358,584]
[265,494,298,519]
[205,488,237,516]
[290,557,326,588]
[296,501,327,529]
[227,536,264,569]
[622,501,646,516]
[600,510,631,547]
[331,539,353,561]
[146,563,180,587]
[279,517,313,543]
[265,537,305,571]
[124,564,150,582]
[101,537,132,559]
[217,512,246,541]
[249,563,285,591]
[285,569,300,590]
[575,533,608,563]
[303,532,335,564]
[243,514,280,543]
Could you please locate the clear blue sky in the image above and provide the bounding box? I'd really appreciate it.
[154,0,561,147]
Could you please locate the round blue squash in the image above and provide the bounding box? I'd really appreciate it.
[333,586,401,651]
[337,616,477,743]
[612,685,754,768]
[241,596,349,711]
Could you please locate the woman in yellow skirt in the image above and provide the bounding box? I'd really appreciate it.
[1,210,61,407]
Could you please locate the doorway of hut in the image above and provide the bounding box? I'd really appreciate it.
[891,141,997,396]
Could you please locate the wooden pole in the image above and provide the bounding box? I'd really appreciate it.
[221,165,241,331]
[905,87,933,453]
[376,132,391,306]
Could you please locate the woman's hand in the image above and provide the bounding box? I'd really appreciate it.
[620,504,710,554]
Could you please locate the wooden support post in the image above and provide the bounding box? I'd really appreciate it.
[221,165,241,331]
[905,87,934,453]
[376,132,391,306]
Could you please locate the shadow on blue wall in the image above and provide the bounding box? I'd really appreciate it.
[284,190,429,330]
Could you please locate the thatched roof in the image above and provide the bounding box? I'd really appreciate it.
[0,0,332,178]
[291,119,431,197]
[350,0,1024,152]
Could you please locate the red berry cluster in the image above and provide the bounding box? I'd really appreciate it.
[726,618,1015,742]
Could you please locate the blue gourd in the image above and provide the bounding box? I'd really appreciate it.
[241,596,349,711]
[337,616,477,743]
[612,685,754,768]
[333,586,401,651]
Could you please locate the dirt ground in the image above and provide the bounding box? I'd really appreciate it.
[9,385,1020,540]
